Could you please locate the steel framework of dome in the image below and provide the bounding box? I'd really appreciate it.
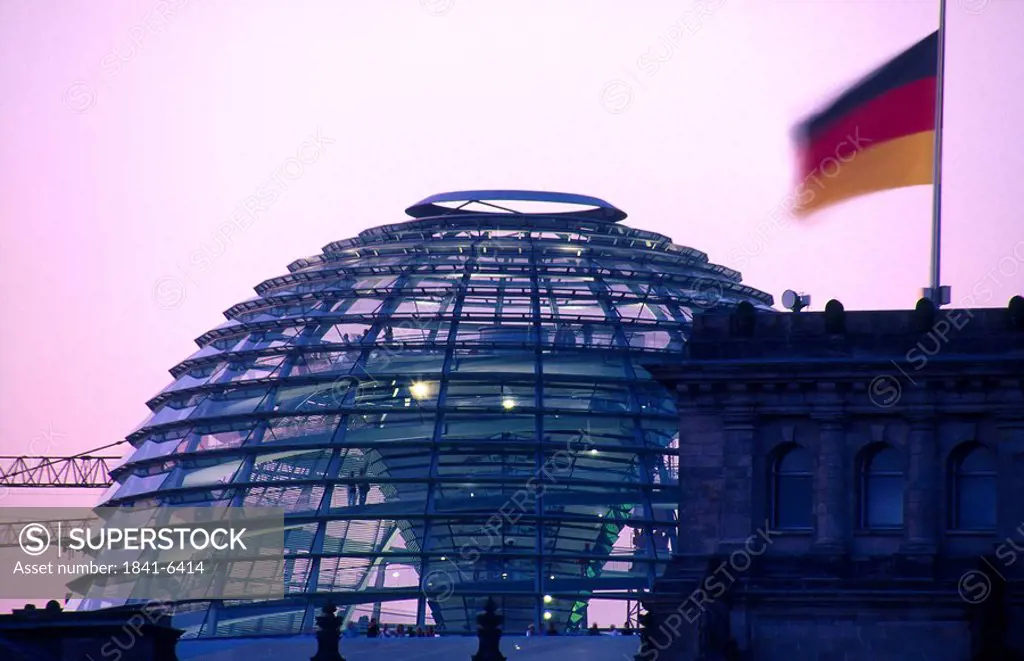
[83,191,773,637]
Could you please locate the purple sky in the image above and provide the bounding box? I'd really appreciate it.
[1,0,1022,620]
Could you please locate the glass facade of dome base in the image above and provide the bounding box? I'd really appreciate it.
[84,191,774,637]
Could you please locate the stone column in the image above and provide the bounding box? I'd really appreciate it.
[812,414,847,553]
[903,413,939,555]
[995,414,1024,545]
[719,408,756,552]
[676,400,725,558]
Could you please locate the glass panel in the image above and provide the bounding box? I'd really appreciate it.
[623,329,679,351]
[192,387,272,419]
[541,299,606,321]
[543,385,630,412]
[361,348,447,376]
[634,384,676,414]
[130,436,192,463]
[452,351,536,373]
[109,473,171,500]
[334,297,385,315]
[870,447,902,472]
[215,355,287,383]
[616,303,677,321]
[194,426,255,452]
[244,328,302,351]
[250,449,334,482]
[445,381,533,409]
[776,475,813,529]
[960,447,995,472]
[290,350,361,376]
[444,414,536,440]
[166,362,229,392]
[542,352,627,377]
[343,414,435,445]
[956,476,997,530]
[318,323,374,344]
[275,383,348,413]
[866,476,904,527]
[350,275,398,290]
[778,448,813,473]
[456,323,537,344]
[146,393,208,426]
[263,414,342,445]
[242,485,326,513]
[180,460,243,488]
[377,320,449,346]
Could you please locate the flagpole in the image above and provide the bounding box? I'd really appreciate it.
[928,0,949,306]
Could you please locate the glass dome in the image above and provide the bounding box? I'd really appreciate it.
[87,191,773,637]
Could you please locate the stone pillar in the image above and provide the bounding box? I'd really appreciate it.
[719,411,756,552]
[995,414,1024,545]
[813,415,847,553]
[676,399,725,558]
[903,414,939,555]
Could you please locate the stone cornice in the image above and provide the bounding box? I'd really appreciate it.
[656,362,1023,386]
[671,377,1016,416]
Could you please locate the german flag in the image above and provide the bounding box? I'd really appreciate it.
[793,32,938,216]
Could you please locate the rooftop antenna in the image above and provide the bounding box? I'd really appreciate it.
[781,290,811,313]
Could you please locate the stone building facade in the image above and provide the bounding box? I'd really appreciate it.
[641,297,1024,661]
[0,600,182,660]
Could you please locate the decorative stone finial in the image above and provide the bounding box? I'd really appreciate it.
[310,601,345,661]
[634,609,654,661]
[471,597,506,661]
[1008,295,1024,331]
[824,299,845,334]
[733,301,757,337]
[913,297,936,332]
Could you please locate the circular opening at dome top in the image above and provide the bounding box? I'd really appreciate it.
[405,190,627,222]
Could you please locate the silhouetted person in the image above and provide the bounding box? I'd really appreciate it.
[415,626,425,637]
[526,623,536,637]
[609,624,621,636]
[347,473,358,506]
[622,621,633,636]
[358,477,370,505]
[555,323,576,347]
[426,625,436,637]
[588,622,600,635]
[343,622,359,638]
[546,622,559,636]
[579,543,591,577]
[366,619,380,638]
[486,555,499,580]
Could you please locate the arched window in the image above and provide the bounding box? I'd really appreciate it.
[951,444,997,531]
[771,445,813,530]
[860,445,904,529]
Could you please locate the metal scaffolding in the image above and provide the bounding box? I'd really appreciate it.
[0,455,118,488]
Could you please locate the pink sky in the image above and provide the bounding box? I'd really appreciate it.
[1,0,1022,620]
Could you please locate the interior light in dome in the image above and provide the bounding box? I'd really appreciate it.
[410,381,431,399]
